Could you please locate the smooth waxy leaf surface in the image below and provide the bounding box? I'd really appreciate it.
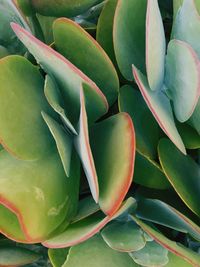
[136,199,200,241]
[74,87,99,203]
[11,23,108,125]
[29,0,102,17]
[189,99,200,134]
[48,248,69,267]
[131,216,200,266]
[43,198,136,248]
[165,39,200,122]
[0,246,40,266]
[90,113,135,215]
[177,122,200,149]
[166,252,194,267]
[62,234,138,267]
[119,85,160,159]
[44,75,77,135]
[159,138,200,217]
[0,55,54,160]
[132,65,186,154]
[129,241,169,267]
[0,149,80,242]
[134,153,171,189]
[101,220,146,252]
[146,0,166,91]
[0,46,9,58]
[53,18,119,105]
[113,0,146,80]
[42,112,73,177]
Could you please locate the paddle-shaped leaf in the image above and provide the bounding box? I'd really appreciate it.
[48,248,69,267]
[74,87,99,203]
[42,112,73,177]
[53,18,119,105]
[0,55,54,160]
[158,138,200,217]
[62,234,138,267]
[101,220,146,252]
[0,246,40,266]
[43,198,136,248]
[177,122,200,149]
[136,198,200,241]
[90,113,135,215]
[165,39,200,122]
[146,0,166,91]
[188,99,200,134]
[113,0,146,80]
[129,241,169,267]
[131,216,200,267]
[0,149,80,242]
[11,23,108,125]
[132,65,186,154]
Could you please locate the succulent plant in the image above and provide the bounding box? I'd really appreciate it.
[0,0,199,266]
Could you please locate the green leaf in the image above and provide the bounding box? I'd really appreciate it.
[176,122,200,149]
[188,99,200,134]
[62,234,138,267]
[74,87,99,203]
[132,65,186,155]
[113,0,146,80]
[53,18,119,106]
[136,198,200,241]
[134,152,171,189]
[173,0,200,19]
[119,85,160,159]
[0,149,80,242]
[129,241,169,267]
[0,55,54,160]
[28,0,103,17]
[158,138,200,217]
[0,45,9,58]
[146,0,166,91]
[48,248,69,267]
[0,246,40,266]
[131,216,200,267]
[42,112,73,177]
[11,23,108,125]
[165,39,200,122]
[101,220,146,252]
[166,252,194,267]
[90,113,135,215]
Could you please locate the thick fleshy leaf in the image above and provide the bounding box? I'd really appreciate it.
[0,55,54,160]
[113,0,146,80]
[0,247,40,266]
[132,65,186,154]
[101,220,146,252]
[0,149,80,242]
[74,87,99,203]
[166,252,194,267]
[0,0,30,54]
[129,241,169,267]
[53,18,119,105]
[146,0,166,91]
[96,0,118,66]
[28,0,103,17]
[44,75,77,135]
[131,216,200,267]
[48,248,69,267]
[158,138,200,217]
[11,23,108,125]
[165,39,200,122]
[172,0,200,57]
[17,0,35,16]
[188,99,200,134]
[136,199,200,241]
[134,153,171,189]
[62,234,138,267]
[43,198,136,248]
[90,113,135,215]
[177,122,200,149]
[0,46,9,58]
[42,112,73,177]
[119,85,160,159]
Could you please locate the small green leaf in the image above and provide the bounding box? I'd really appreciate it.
[158,138,200,217]
[101,220,146,252]
[176,122,200,149]
[166,252,194,267]
[188,99,200,134]
[129,241,169,267]
[48,248,69,267]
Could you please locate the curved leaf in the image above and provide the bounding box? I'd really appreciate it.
[188,99,200,134]
[132,65,186,154]
[165,39,200,122]
[158,138,200,217]
[53,18,119,105]
[48,248,69,267]
[146,0,166,91]
[177,122,200,149]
